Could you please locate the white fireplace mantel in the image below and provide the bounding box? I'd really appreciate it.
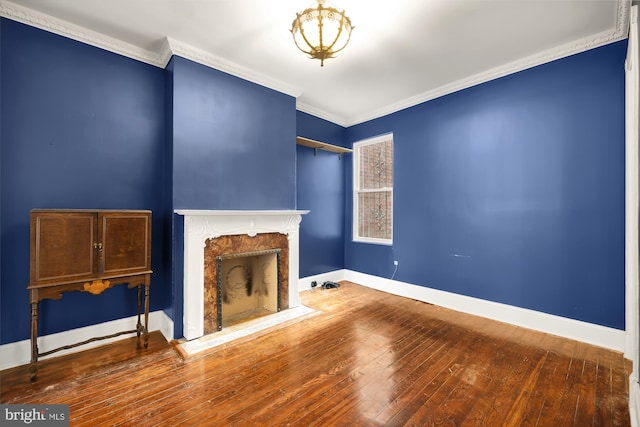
[175,209,308,340]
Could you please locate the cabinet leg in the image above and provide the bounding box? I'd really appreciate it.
[29,301,39,381]
[135,282,150,350]
[136,284,143,349]
[144,283,150,349]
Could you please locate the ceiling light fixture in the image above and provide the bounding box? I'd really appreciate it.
[290,0,354,67]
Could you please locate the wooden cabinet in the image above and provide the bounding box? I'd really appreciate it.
[28,209,152,380]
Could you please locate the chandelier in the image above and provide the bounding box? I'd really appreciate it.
[290,0,354,67]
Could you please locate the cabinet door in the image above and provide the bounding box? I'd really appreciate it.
[31,211,97,285]
[98,211,151,276]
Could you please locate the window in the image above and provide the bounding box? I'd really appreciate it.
[353,133,394,244]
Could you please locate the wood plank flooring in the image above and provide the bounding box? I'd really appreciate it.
[0,281,632,426]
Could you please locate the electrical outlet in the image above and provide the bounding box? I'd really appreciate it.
[394,260,399,266]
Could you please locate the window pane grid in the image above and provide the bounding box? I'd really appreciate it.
[357,191,392,239]
[358,140,393,190]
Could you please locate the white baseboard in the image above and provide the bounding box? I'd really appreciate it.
[2,271,626,371]
[300,269,625,352]
[0,310,174,371]
[298,269,348,292]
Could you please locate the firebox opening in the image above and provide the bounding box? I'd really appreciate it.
[217,249,280,329]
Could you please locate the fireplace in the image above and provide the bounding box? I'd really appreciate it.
[204,232,289,334]
[217,249,280,328]
[175,210,308,341]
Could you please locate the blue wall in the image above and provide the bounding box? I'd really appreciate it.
[296,111,347,277]
[0,15,628,347]
[0,20,167,344]
[162,60,176,323]
[345,41,627,330]
[171,56,296,210]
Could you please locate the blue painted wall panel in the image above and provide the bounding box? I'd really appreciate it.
[296,111,347,277]
[171,56,296,210]
[345,41,626,329]
[162,59,176,324]
[0,20,166,344]
[171,214,184,339]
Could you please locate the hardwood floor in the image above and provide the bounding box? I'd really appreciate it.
[1,281,632,426]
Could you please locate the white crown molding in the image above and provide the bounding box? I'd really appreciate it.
[163,37,303,98]
[0,0,165,67]
[296,101,350,128]
[0,1,302,98]
[156,37,174,70]
[0,0,630,127]
[342,0,630,127]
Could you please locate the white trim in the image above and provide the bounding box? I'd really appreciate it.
[0,310,174,371]
[340,0,630,127]
[298,269,348,292]
[0,270,628,371]
[177,305,316,357]
[626,1,639,378]
[0,0,629,128]
[627,5,640,426]
[0,0,164,67]
[352,236,394,246]
[175,209,309,217]
[305,269,626,352]
[161,38,302,98]
[296,101,350,128]
[0,2,302,99]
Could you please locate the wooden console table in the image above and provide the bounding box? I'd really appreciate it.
[28,209,152,380]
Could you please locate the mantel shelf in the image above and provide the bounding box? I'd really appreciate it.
[296,136,352,158]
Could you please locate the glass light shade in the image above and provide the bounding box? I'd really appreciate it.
[291,1,353,66]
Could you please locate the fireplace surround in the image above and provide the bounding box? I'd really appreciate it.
[175,210,308,341]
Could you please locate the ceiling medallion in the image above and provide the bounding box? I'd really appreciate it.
[290,0,354,67]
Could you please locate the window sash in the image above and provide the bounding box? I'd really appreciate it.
[353,134,393,245]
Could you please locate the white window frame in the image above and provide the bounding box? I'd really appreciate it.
[352,133,394,245]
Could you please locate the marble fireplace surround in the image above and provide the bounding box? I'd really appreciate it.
[175,210,308,341]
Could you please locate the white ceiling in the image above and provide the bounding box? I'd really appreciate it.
[0,0,630,126]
